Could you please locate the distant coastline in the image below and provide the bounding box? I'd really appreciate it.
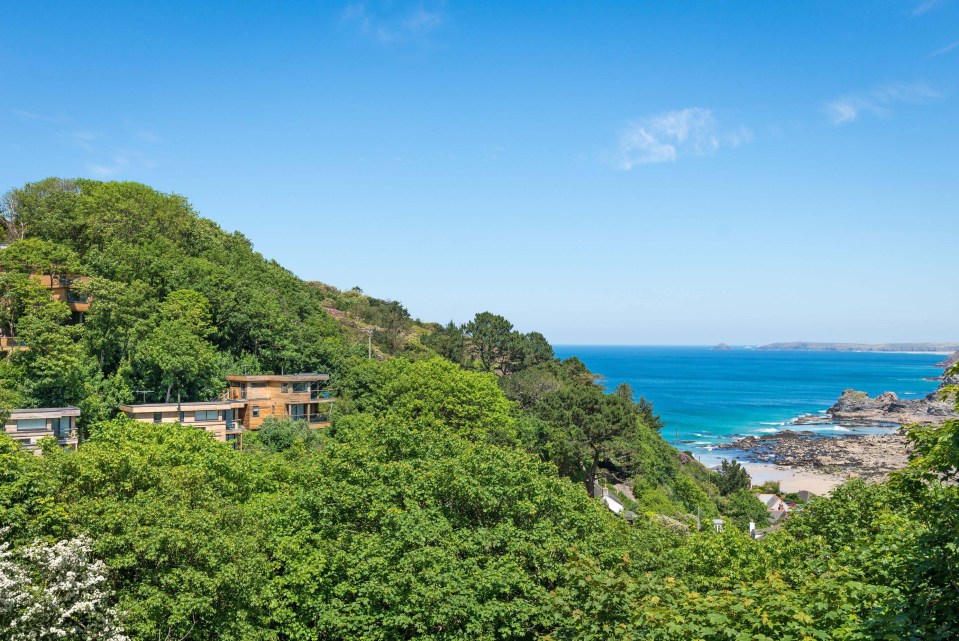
[756,342,959,353]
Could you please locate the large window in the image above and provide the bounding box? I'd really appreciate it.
[292,382,310,393]
[194,410,219,422]
[153,412,162,424]
[16,418,47,431]
[288,404,307,420]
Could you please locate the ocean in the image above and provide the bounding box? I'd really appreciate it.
[552,346,944,465]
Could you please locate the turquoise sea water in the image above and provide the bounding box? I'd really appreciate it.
[552,346,944,465]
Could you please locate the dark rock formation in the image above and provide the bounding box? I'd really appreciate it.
[720,431,909,479]
[825,387,955,426]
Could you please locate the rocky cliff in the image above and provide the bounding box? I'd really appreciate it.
[936,351,959,369]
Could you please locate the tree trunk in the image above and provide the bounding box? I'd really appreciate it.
[165,383,173,403]
[584,449,600,497]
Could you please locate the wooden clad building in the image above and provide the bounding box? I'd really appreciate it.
[119,400,247,447]
[2,407,80,452]
[30,273,92,314]
[226,373,333,429]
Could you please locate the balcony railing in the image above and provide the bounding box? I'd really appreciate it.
[309,414,331,423]
[311,390,334,400]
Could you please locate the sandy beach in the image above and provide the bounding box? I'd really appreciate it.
[745,463,847,495]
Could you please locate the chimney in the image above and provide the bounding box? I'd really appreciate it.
[602,486,609,498]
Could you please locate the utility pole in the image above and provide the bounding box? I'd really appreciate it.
[134,390,153,404]
[367,328,373,359]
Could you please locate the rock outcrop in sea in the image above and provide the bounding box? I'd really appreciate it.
[822,371,958,427]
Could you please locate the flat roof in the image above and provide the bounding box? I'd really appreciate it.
[226,373,329,383]
[119,400,246,411]
[10,407,81,418]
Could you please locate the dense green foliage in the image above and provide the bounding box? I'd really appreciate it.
[0,178,352,429]
[1,178,957,639]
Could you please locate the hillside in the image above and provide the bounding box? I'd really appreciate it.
[0,177,739,515]
[1,178,958,640]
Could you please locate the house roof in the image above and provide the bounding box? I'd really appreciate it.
[757,493,784,509]
[9,407,81,419]
[226,373,329,383]
[119,400,246,412]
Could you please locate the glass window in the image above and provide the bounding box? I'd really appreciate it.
[250,382,266,388]
[194,410,219,422]
[16,418,47,431]
[252,406,260,418]
[288,404,306,419]
[153,412,162,424]
[292,382,310,393]
[280,383,290,393]
[178,411,185,423]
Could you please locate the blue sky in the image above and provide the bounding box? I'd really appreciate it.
[2,1,957,344]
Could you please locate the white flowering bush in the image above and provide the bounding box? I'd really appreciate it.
[0,529,128,641]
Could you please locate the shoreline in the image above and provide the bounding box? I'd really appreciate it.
[743,463,847,495]
[716,430,911,495]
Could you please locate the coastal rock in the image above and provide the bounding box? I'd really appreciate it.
[721,431,910,480]
[712,343,733,351]
[936,351,959,369]
[826,386,955,426]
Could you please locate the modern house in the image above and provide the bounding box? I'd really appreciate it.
[225,373,334,429]
[119,400,247,447]
[119,373,334,448]
[30,272,92,317]
[2,407,80,452]
[0,271,92,352]
[120,401,244,446]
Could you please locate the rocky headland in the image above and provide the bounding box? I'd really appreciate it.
[936,350,959,369]
[720,357,957,484]
[804,371,958,428]
[756,342,959,352]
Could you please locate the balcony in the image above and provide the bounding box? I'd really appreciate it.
[311,390,334,400]
[309,413,331,423]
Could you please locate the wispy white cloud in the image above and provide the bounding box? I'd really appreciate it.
[132,128,162,144]
[342,1,445,44]
[12,109,62,124]
[930,40,959,57]
[912,0,942,16]
[13,110,162,177]
[614,108,752,169]
[823,82,940,125]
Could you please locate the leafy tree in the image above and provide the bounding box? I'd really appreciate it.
[132,290,219,402]
[422,320,465,363]
[244,416,324,453]
[715,458,751,495]
[8,302,90,407]
[719,489,769,530]
[371,299,410,353]
[463,311,515,372]
[535,384,641,496]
